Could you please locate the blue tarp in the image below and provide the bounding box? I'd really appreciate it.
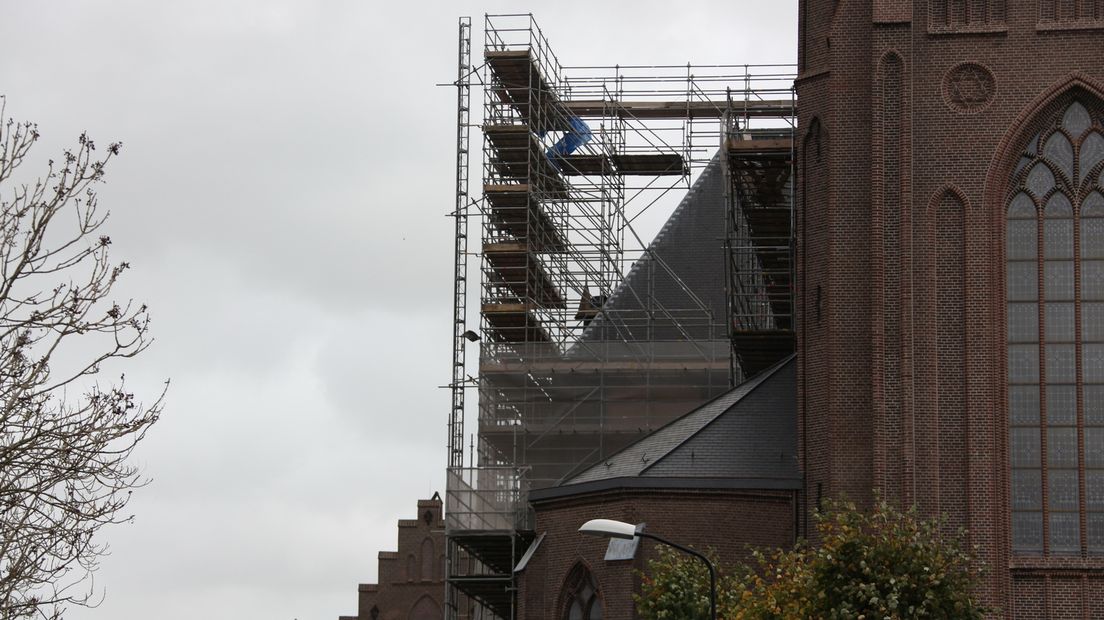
[547,116,593,163]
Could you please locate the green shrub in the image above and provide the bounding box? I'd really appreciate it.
[635,500,987,620]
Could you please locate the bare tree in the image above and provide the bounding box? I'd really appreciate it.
[0,100,164,620]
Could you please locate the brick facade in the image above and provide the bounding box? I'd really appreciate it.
[517,489,795,620]
[796,1,1104,615]
[339,497,447,620]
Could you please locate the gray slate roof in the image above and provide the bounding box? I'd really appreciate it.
[575,152,727,344]
[533,355,798,497]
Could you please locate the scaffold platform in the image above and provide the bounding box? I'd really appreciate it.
[563,98,794,119]
[483,242,564,309]
[613,153,686,176]
[484,50,571,132]
[483,184,567,251]
[553,153,612,176]
[481,303,552,343]
[726,131,794,376]
[483,125,569,194]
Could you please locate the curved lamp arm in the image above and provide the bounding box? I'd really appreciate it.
[578,519,717,620]
[637,532,717,620]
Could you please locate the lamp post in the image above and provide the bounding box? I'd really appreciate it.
[578,519,717,620]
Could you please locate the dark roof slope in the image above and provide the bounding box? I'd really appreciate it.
[576,152,727,343]
[530,355,798,500]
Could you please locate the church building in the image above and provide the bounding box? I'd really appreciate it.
[342,3,1104,618]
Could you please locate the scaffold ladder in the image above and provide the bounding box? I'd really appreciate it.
[446,15,472,620]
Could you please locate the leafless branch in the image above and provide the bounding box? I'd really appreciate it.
[0,99,164,620]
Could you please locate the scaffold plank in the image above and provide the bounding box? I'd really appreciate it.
[484,242,565,309]
[553,153,612,176]
[482,303,552,343]
[726,137,792,153]
[449,575,513,619]
[450,530,522,572]
[613,153,686,176]
[483,184,567,252]
[485,50,556,95]
[564,98,794,119]
[484,125,568,194]
[485,50,573,133]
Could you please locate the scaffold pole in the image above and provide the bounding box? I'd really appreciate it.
[445,16,472,620]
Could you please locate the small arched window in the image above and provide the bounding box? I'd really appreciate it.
[561,564,603,620]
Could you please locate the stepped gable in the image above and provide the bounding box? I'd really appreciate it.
[577,151,727,344]
[531,355,798,497]
[338,495,454,620]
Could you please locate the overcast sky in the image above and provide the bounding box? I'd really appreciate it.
[2,2,795,619]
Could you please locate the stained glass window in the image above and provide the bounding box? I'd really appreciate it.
[1008,98,1104,555]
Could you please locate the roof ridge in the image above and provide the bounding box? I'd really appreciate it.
[638,355,795,475]
[564,353,794,485]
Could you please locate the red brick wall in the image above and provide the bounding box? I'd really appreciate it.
[796,0,877,531]
[517,489,794,620]
[796,0,1104,615]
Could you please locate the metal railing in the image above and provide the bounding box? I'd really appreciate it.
[446,466,531,532]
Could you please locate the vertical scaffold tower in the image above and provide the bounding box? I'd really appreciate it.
[723,87,798,378]
[445,14,796,619]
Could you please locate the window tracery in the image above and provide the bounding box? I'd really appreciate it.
[1008,99,1104,555]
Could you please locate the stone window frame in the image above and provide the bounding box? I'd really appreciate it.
[560,563,603,620]
[1008,99,1104,556]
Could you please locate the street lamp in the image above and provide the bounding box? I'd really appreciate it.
[578,518,717,620]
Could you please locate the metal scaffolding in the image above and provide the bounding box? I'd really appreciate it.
[724,100,797,378]
[445,14,796,619]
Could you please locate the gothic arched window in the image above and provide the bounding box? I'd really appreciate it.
[1008,99,1104,556]
[560,564,603,620]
